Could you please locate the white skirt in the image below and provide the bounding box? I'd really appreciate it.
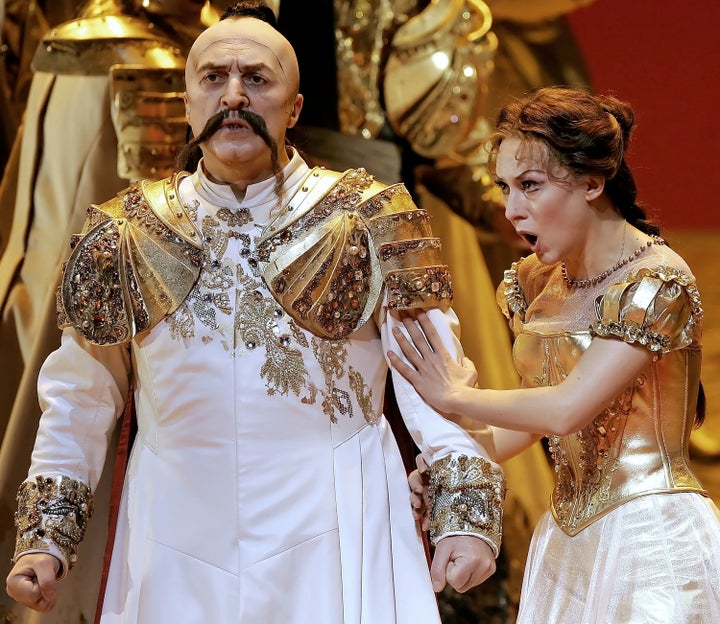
[517,492,720,624]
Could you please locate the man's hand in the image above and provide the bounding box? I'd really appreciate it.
[6,553,61,612]
[409,454,431,530]
[431,535,496,593]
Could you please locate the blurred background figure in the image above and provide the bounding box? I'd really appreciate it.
[0,1,232,621]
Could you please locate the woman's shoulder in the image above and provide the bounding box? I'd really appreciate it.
[496,255,559,323]
[593,245,703,353]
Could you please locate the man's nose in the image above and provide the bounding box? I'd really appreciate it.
[221,77,249,109]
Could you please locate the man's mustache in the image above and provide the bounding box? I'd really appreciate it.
[175,108,279,172]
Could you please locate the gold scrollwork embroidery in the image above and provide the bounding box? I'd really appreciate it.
[548,375,644,532]
[428,453,505,554]
[14,476,94,571]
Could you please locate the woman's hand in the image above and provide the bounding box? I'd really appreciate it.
[388,312,477,414]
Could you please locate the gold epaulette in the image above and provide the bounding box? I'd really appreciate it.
[256,167,453,340]
[57,173,203,345]
[32,15,185,76]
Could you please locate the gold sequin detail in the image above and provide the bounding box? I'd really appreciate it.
[428,454,505,554]
[348,366,375,424]
[14,476,94,570]
[548,377,643,533]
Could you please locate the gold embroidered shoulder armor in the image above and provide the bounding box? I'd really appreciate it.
[57,173,203,345]
[383,0,496,161]
[256,167,453,339]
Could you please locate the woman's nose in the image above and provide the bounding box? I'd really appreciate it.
[504,191,525,222]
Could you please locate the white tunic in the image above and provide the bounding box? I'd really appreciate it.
[28,152,495,623]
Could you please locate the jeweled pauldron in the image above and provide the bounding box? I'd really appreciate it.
[58,173,203,345]
[13,476,94,574]
[428,453,505,555]
[255,167,452,340]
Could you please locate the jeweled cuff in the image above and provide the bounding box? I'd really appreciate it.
[428,453,506,556]
[13,476,94,577]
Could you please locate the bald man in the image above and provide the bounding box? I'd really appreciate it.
[5,4,506,622]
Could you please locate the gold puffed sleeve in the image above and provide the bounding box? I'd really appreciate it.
[497,258,527,327]
[592,266,703,353]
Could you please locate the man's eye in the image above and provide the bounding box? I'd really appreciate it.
[247,74,266,85]
[204,73,222,83]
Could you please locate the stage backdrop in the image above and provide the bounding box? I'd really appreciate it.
[568,0,720,230]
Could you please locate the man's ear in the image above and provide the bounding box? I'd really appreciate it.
[286,93,304,129]
[183,92,190,122]
[584,175,605,201]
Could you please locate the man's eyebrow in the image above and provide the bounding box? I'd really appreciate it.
[195,61,274,75]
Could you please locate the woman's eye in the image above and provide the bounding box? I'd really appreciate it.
[521,180,539,192]
[495,181,509,195]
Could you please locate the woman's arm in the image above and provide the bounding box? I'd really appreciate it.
[388,312,652,436]
[491,428,542,463]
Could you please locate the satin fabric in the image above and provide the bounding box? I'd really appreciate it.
[503,248,720,622]
[518,493,720,623]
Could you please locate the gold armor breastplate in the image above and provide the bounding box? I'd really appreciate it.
[256,167,452,339]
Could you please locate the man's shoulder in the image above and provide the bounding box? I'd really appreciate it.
[57,172,202,346]
[258,167,451,340]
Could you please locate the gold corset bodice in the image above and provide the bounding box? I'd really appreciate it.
[514,330,704,535]
[500,252,705,536]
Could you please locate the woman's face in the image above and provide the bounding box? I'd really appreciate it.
[494,137,593,266]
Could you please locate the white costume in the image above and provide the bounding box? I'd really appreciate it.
[14,152,504,623]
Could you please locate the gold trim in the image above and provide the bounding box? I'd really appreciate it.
[14,476,94,574]
[428,453,505,555]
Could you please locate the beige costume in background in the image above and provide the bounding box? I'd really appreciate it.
[0,3,216,621]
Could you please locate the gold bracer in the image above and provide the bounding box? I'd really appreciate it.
[13,476,94,574]
[110,65,187,180]
[428,453,506,555]
[31,16,186,76]
[256,167,452,340]
[58,173,203,345]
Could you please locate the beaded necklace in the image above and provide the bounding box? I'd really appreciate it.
[561,234,665,289]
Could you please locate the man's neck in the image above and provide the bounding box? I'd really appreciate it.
[200,148,292,193]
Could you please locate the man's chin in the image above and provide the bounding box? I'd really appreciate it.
[203,148,273,177]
